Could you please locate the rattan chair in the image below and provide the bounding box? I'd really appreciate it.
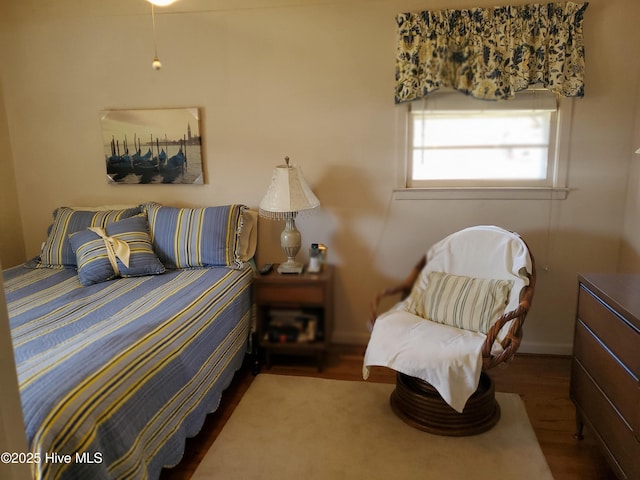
[363,226,536,436]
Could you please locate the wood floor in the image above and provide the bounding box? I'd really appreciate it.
[160,347,617,480]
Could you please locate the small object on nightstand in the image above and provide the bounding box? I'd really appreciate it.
[259,263,274,275]
[317,243,327,269]
[308,244,321,273]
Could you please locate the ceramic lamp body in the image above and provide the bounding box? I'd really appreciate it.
[278,216,303,274]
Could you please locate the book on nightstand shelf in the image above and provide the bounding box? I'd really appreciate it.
[265,309,320,343]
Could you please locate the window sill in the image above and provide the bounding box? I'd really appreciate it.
[392,187,570,200]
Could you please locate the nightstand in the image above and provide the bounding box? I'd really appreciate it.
[254,265,334,371]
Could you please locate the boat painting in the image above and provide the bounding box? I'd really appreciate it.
[100,107,203,184]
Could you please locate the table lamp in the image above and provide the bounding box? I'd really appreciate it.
[259,156,320,274]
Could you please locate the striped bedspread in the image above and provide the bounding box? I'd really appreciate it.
[3,264,253,480]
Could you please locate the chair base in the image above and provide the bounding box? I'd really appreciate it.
[390,371,500,436]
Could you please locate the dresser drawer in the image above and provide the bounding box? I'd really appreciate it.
[571,362,640,479]
[255,284,325,305]
[578,286,640,377]
[573,321,640,435]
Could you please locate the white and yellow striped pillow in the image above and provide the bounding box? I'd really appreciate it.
[410,271,513,334]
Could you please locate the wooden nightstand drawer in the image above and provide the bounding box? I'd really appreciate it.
[573,321,639,432]
[255,284,325,305]
[578,286,640,376]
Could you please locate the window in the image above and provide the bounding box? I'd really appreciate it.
[405,89,569,195]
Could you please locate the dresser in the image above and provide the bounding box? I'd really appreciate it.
[571,274,640,480]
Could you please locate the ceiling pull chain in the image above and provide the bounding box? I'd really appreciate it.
[151,4,162,70]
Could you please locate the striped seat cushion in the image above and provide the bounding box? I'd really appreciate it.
[38,206,142,268]
[144,202,246,269]
[409,271,513,334]
[69,215,165,286]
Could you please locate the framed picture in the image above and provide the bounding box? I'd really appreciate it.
[100,107,203,184]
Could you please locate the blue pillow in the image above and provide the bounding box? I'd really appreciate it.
[144,202,245,269]
[38,206,142,268]
[69,215,165,286]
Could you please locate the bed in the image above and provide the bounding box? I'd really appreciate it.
[3,202,257,480]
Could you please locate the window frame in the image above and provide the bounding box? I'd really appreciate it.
[394,89,573,200]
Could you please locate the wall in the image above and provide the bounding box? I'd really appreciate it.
[1,0,639,354]
[620,75,640,271]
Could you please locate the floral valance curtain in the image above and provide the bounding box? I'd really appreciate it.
[395,2,589,103]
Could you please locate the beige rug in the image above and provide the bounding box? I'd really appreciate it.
[192,374,553,480]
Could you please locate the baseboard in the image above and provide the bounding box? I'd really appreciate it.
[517,340,573,356]
[331,331,573,356]
[332,331,371,346]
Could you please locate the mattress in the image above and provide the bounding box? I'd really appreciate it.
[3,264,253,480]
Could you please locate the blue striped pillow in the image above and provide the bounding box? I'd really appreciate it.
[69,215,165,286]
[144,202,245,269]
[38,206,142,268]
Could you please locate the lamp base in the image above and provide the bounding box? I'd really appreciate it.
[277,261,304,274]
[278,215,303,274]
